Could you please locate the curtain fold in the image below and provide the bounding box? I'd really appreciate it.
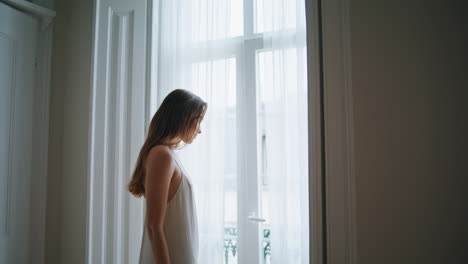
[259,0,309,263]
[157,1,233,263]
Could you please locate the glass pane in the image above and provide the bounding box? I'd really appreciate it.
[255,0,297,33]
[191,58,238,264]
[256,47,308,263]
[192,0,243,42]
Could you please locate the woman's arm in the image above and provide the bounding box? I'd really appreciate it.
[144,146,175,264]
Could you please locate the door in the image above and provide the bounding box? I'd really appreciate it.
[0,3,39,264]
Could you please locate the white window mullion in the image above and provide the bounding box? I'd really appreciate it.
[236,34,265,264]
[243,0,254,36]
[238,1,264,262]
[236,49,259,264]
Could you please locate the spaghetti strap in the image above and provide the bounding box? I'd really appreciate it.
[172,151,190,181]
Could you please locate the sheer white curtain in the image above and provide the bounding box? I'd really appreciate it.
[155,0,235,263]
[258,0,309,263]
[153,0,308,263]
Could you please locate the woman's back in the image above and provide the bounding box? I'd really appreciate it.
[139,151,199,264]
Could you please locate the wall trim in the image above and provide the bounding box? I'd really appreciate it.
[85,0,98,262]
[0,0,56,29]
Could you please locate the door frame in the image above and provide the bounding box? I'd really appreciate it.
[86,0,150,263]
[0,1,55,264]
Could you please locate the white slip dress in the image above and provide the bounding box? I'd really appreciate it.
[138,151,199,264]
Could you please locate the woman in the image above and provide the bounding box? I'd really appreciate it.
[127,89,207,264]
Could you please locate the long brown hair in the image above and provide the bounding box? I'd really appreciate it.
[127,89,207,198]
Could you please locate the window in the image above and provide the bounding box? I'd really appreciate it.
[88,0,356,263]
[152,0,308,263]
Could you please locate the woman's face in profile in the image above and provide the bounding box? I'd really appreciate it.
[184,114,205,144]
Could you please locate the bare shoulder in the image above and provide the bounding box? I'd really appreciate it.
[146,145,175,170]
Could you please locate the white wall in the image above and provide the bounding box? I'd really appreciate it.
[350,1,467,263]
[45,0,93,263]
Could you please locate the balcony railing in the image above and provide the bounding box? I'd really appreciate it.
[223,227,271,264]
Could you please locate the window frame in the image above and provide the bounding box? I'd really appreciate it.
[139,1,355,264]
